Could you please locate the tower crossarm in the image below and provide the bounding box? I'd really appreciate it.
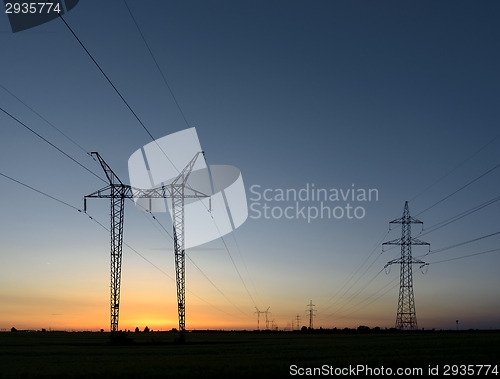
[384,257,428,269]
[382,237,404,246]
[85,184,132,199]
[383,237,430,246]
[183,184,210,199]
[389,216,424,225]
[84,184,208,204]
[410,238,430,246]
[130,185,208,200]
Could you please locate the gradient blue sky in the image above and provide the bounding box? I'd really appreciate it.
[1,1,499,331]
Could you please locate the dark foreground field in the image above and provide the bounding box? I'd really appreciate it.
[0,330,498,378]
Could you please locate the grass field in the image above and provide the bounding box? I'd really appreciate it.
[0,330,498,378]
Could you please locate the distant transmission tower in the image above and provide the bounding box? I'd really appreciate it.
[263,307,271,330]
[295,314,301,330]
[306,300,316,329]
[383,201,429,330]
[254,307,264,330]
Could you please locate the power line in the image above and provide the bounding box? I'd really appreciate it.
[319,137,500,324]
[323,232,500,323]
[332,244,500,323]
[60,10,260,314]
[58,12,255,332]
[186,254,250,317]
[320,203,498,322]
[321,232,500,319]
[410,133,500,202]
[317,210,405,314]
[57,13,180,174]
[121,187,252,318]
[180,152,260,310]
[213,220,258,308]
[2,83,180,250]
[2,80,240,316]
[331,248,495,322]
[0,171,81,211]
[0,106,105,183]
[417,230,500,258]
[0,83,91,157]
[56,14,153,140]
[317,229,390,311]
[318,251,386,315]
[133,201,253,317]
[333,275,400,321]
[317,219,401,316]
[1,84,235,315]
[427,248,500,265]
[327,135,500,322]
[415,161,500,217]
[0,170,242,320]
[318,268,385,320]
[418,194,500,237]
[230,230,263,306]
[87,211,245,320]
[122,0,193,131]
[130,181,258,315]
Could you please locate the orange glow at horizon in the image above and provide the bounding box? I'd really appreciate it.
[2,261,498,332]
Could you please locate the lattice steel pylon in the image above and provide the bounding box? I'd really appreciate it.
[84,152,129,336]
[383,201,429,330]
[306,300,316,329]
[254,307,263,330]
[85,152,207,342]
[263,307,271,330]
[163,152,208,342]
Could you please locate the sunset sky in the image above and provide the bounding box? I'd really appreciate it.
[1,1,499,332]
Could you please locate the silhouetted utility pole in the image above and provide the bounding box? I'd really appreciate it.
[263,307,271,330]
[306,300,316,329]
[383,201,429,330]
[84,152,131,336]
[165,152,208,343]
[254,307,264,330]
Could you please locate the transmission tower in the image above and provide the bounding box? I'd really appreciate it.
[84,152,130,336]
[383,201,429,330]
[306,300,316,329]
[254,307,264,330]
[165,152,208,342]
[85,152,207,342]
[295,314,301,330]
[263,307,271,330]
